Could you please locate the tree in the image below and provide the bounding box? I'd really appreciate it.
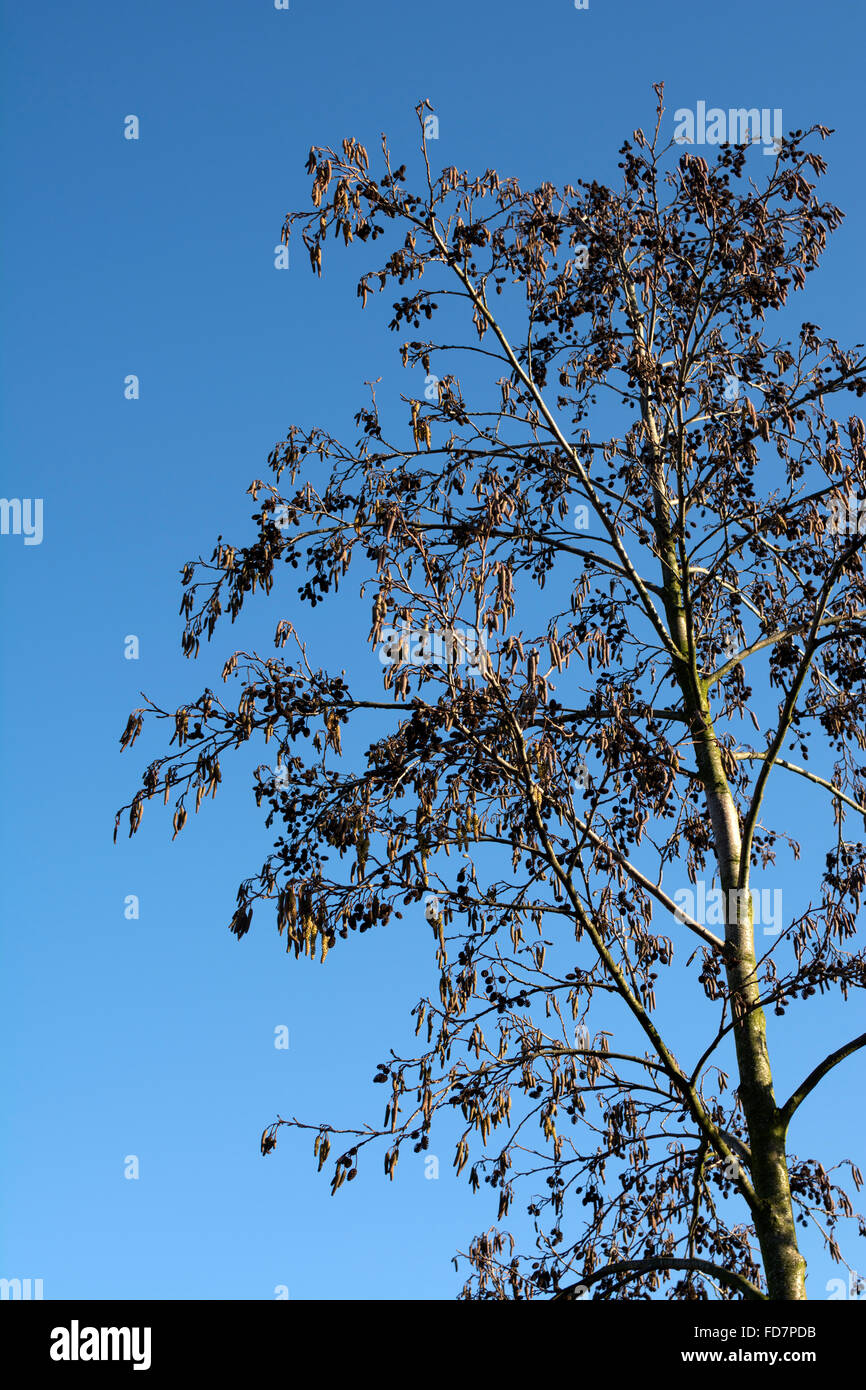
[117,86,866,1300]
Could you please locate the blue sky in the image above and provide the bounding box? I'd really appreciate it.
[2,0,865,1300]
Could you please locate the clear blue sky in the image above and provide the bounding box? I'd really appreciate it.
[2,0,864,1300]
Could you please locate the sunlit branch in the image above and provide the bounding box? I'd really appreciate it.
[780,1032,866,1128]
[733,752,866,822]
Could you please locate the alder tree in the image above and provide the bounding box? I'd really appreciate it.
[118,87,866,1300]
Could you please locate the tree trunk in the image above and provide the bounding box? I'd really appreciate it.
[691,693,807,1299]
[625,271,807,1298]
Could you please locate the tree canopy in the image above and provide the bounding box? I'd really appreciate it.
[118,87,866,1300]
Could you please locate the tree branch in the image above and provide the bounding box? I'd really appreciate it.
[733,753,866,823]
[780,1032,866,1128]
[553,1255,766,1301]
